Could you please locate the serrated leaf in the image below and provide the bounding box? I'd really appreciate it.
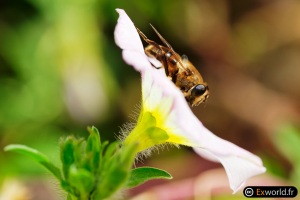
[126,167,172,188]
[4,144,62,180]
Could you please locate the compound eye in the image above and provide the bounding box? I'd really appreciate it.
[191,84,206,97]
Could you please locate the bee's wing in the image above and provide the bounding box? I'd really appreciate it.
[136,27,163,51]
[149,24,188,72]
[147,56,162,68]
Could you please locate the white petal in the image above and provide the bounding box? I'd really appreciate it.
[114,9,153,72]
[141,69,153,102]
[114,9,144,53]
[141,69,180,113]
[194,148,266,193]
[181,108,266,193]
[122,51,152,72]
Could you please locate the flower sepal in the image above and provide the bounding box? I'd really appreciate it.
[124,111,169,153]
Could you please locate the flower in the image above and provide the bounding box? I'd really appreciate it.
[114,8,266,193]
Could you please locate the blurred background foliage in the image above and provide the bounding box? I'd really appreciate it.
[0,0,300,199]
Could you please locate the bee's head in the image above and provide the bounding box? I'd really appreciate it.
[188,84,209,106]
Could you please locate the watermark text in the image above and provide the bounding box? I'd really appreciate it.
[244,186,298,198]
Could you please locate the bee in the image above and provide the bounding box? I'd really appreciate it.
[136,25,209,106]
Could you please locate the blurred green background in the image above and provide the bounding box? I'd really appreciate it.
[0,0,300,199]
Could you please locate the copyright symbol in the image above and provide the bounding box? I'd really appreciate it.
[244,187,254,197]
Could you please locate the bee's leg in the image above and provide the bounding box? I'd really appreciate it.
[162,55,170,76]
[136,27,164,53]
[136,27,170,76]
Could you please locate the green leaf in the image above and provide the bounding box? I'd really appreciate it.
[4,144,62,180]
[95,143,138,199]
[101,141,120,171]
[274,124,300,163]
[96,167,128,199]
[68,165,95,198]
[86,126,101,171]
[61,180,75,196]
[126,167,172,188]
[60,136,76,180]
[274,124,300,188]
[119,143,139,170]
[86,126,101,153]
[67,194,71,200]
